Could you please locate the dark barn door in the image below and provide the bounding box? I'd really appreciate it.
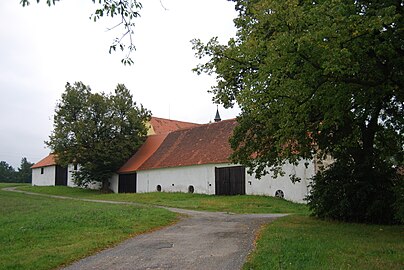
[215,166,246,195]
[55,165,68,186]
[118,173,137,193]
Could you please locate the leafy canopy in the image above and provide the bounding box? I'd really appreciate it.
[20,0,142,65]
[16,158,34,183]
[0,161,16,183]
[0,158,34,183]
[47,82,150,190]
[193,0,403,178]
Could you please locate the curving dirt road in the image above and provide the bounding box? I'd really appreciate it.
[3,187,286,270]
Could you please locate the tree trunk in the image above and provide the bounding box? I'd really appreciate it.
[356,105,381,172]
[354,112,380,183]
[101,179,110,193]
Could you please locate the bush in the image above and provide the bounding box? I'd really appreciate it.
[394,179,404,223]
[307,158,403,224]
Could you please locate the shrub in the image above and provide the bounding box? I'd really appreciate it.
[307,158,403,224]
[393,178,404,223]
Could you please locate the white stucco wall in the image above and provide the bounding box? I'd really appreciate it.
[245,160,315,203]
[67,164,78,187]
[32,166,55,186]
[87,181,102,190]
[32,160,313,202]
[314,154,334,174]
[109,174,119,193]
[136,161,314,203]
[67,164,101,190]
[137,164,233,195]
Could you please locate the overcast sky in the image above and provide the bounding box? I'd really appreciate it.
[0,0,240,168]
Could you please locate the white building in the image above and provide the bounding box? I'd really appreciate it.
[33,116,315,202]
[31,154,75,186]
[31,117,199,189]
[31,155,102,189]
[114,117,315,203]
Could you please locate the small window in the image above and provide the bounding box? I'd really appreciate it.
[40,168,44,174]
[188,185,194,194]
[275,190,284,199]
[156,185,162,192]
[74,164,78,171]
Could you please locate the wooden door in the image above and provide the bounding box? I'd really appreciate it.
[55,165,68,186]
[118,173,137,193]
[215,166,245,195]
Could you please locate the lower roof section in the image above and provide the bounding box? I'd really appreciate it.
[31,154,57,169]
[118,134,168,173]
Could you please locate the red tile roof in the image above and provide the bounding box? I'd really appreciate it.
[138,119,237,170]
[118,134,168,173]
[148,117,200,135]
[31,154,57,169]
[33,117,230,173]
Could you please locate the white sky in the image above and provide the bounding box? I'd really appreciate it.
[0,0,240,168]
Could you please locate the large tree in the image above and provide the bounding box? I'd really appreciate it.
[0,161,16,183]
[16,158,34,183]
[193,1,403,222]
[47,82,150,191]
[0,158,34,183]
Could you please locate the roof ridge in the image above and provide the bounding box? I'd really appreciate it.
[151,116,201,125]
[168,118,237,133]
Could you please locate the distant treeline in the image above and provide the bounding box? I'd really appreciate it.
[0,158,34,183]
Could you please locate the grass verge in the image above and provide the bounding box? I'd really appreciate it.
[18,185,308,214]
[0,185,177,270]
[0,182,29,188]
[244,215,404,270]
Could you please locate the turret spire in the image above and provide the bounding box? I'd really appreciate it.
[214,105,221,122]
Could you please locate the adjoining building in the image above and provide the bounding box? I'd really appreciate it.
[31,154,78,187]
[113,117,314,202]
[31,117,200,189]
[32,113,315,202]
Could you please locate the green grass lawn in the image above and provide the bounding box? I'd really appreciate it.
[0,182,29,188]
[244,215,404,270]
[0,184,177,270]
[8,185,404,269]
[18,185,309,214]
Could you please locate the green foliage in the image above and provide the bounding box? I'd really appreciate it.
[20,0,142,64]
[0,161,15,182]
[193,0,403,222]
[47,82,150,190]
[307,157,403,224]
[16,157,34,183]
[0,187,177,270]
[193,0,403,177]
[244,215,404,270]
[393,173,404,223]
[0,158,34,183]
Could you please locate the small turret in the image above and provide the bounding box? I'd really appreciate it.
[214,106,221,122]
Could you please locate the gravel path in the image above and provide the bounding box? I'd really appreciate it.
[3,187,286,270]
